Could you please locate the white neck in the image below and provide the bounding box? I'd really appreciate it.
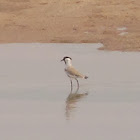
[65,59,72,67]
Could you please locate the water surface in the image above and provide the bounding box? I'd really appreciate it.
[0,43,140,140]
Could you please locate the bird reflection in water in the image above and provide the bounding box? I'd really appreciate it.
[65,87,88,120]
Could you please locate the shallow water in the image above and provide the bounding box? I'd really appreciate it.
[0,43,140,140]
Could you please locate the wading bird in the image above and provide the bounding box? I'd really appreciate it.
[61,56,88,90]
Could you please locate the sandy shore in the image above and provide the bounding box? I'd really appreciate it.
[0,0,140,51]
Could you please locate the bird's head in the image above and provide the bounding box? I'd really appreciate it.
[61,56,72,65]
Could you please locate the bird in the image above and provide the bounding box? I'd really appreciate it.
[61,56,88,90]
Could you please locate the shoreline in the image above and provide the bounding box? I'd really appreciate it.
[0,0,139,51]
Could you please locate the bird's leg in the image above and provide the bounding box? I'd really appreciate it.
[70,78,73,92]
[75,78,79,90]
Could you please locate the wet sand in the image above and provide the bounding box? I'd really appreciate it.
[0,43,140,140]
[0,0,140,51]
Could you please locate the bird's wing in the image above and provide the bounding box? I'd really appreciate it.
[65,67,84,78]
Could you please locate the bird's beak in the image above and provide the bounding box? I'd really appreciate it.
[61,59,64,62]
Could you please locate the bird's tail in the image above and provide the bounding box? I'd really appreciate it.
[84,76,88,79]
